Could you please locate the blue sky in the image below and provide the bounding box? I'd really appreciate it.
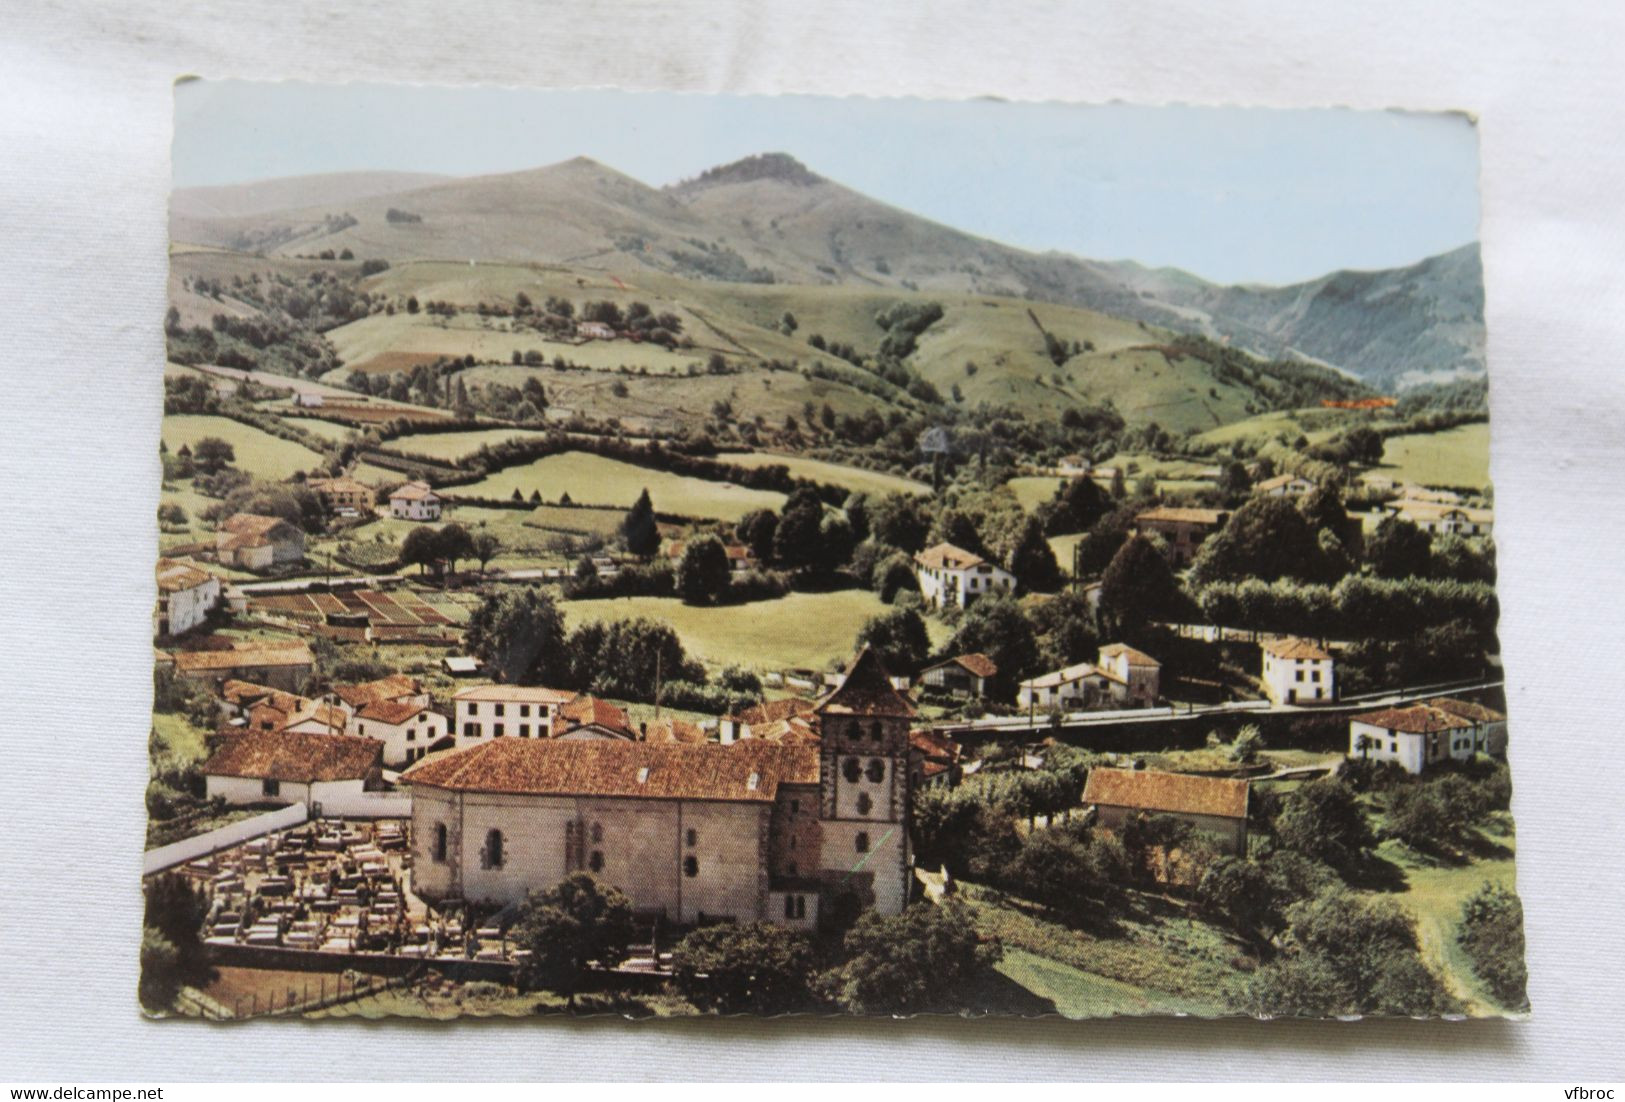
[173,81,1480,286]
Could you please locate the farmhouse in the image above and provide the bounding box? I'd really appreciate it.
[1018,643,1161,711]
[405,647,916,924]
[1260,637,1337,704]
[171,640,315,692]
[154,557,221,637]
[913,542,1016,610]
[1383,499,1494,539]
[324,674,429,718]
[665,539,758,573]
[642,717,710,745]
[1083,768,1250,856]
[306,475,375,515]
[918,653,997,700]
[908,727,962,789]
[389,480,442,521]
[1348,702,1500,774]
[576,321,616,340]
[215,513,305,571]
[719,697,817,744]
[276,700,351,736]
[1254,473,1317,498]
[452,684,577,745]
[219,679,306,728]
[350,699,450,767]
[1134,506,1229,567]
[202,729,383,810]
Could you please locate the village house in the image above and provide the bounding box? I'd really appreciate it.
[1018,644,1161,711]
[305,475,375,516]
[1260,637,1337,704]
[576,320,616,341]
[1055,454,1091,477]
[1083,768,1250,856]
[665,539,757,573]
[323,674,430,719]
[718,697,817,744]
[913,541,1016,610]
[1348,699,1506,774]
[641,717,711,745]
[1133,506,1229,567]
[1383,499,1494,539]
[440,655,483,678]
[154,557,221,637]
[451,684,578,745]
[202,729,383,810]
[405,648,917,927]
[350,699,450,767]
[218,679,307,728]
[1253,473,1317,498]
[1097,644,1162,705]
[389,480,442,521]
[917,653,997,700]
[215,513,306,571]
[277,699,352,736]
[170,640,315,692]
[908,727,962,789]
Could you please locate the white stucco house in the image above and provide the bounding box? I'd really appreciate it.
[1018,644,1161,711]
[1260,637,1337,704]
[215,513,305,572]
[913,542,1015,610]
[350,699,450,767]
[1349,698,1508,774]
[451,684,578,746]
[154,557,221,637]
[1253,473,1317,498]
[201,729,382,810]
[1383,499,1494,539]
[389,480,442,521]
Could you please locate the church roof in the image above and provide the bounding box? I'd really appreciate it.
[815,647,916,718]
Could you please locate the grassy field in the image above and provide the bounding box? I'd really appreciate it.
[282,416,358,443]
[448,451,786,522]
[1190,408,1355,450]
[1008,475,1067,513]
[717,451,930,498]
[386,427,551,463]
[1047,533,1086,576]
[1375,422,1492,490]
[329,505,585,572]
[995,947,1226,1019]
[560,590,950,673]
[162,414,325,481]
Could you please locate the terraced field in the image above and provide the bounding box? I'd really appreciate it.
[717,451,931,498]
[161,414,325,480]
[447,451,785,522]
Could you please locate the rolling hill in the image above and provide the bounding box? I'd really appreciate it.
[169,153,1485,391]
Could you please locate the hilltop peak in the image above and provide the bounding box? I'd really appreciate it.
[670,152,824,193]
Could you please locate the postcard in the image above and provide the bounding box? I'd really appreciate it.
[144,82,1522,1020]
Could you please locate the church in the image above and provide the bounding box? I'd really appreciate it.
[402,649,917,929]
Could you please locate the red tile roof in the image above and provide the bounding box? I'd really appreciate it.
[1261,637,1333,661]
[909,727,961,763]
[156,558,216,593]
[172,641,314,672]
[1098,643,1161,668]
[1084,768,1249,820]
[1350,705,1475,734]
[390,480,438,501]
[643,717,710,745]
[1423,697,1507,724]
[452,684,577,706]
[728,697,817,726]
[221,679,304,712]
[914,542,991,571]
[204,729,380,783]
[402,738,818,802]
[356,699,431,726]
[1136,506,1227,526]
[560,694,633,736]
[218,513,300,551]
[924,652,998,678]
[332,674,421,709]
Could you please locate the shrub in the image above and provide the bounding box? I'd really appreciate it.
[1457,882,1529,1010]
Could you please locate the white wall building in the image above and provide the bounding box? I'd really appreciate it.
[1261,637,1337,704]
[1347,705,1479,775]
[912,541,1015,610]
[154,558,221,636]
[1384,499,1494,538]
[389,480,442,521]
[1254,473,1317,498]
[452,684,578,746]
[1018,644,1161,711]
[201,729,382,810]
[351,700,451,767]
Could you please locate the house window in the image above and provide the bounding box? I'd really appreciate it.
[494,704,505,717]
[482,829,504,869]
[866,759,886,783]
[789,800,800,815]
[856,792,873,815]
[683,855,698,878]
[519,724,530,737]
[357,724,366,736]
[843,757,861,783]
[467,704,479,716]
[433,823,448,863]
[463,722,477,737]
[589,850,604,873]
[262,778,280,797]
[520,704,531,718]
[869,721,883,742]
[1295,670,1304,682]
[1311,669,1321,682]
[493,723,504,737]
[686,828,697,847]
[854,832,869,854]
[591,822,604,844]
[784,895,806,920]
[407,728,416,741]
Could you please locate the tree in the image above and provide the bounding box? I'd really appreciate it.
[1229,724,1264,764]
[1008,515,1064,593]
[191,436,236,474]
[778,311,798,335]
[1191,496,1337,586]
[465,586,569,684]
[670,922,817,1014]
[945,594,1039,702]
[857,607,931,677]
[139,928,183,1013]
[772,500,824,573]
[737,509,778,565]
[406,295,419,314]
[929,509,985,557]
[815,512,856,574]
[399,525,441,576]
[435,522,474,573]
[1197,856,1282,940]
[1099,533,1186,635]
[1072,503,1139,578]
[817,901,1000,1015]
[677,535,732,605]
[872,551,919,604]
[1457,882,1529,1010]
[1366,516,1434,579]
[471,530,502,574]
[621,488,660,557]
[1217,460,1253,501]
[1384,774,1486,854]
[1274,778,1374,871]
[511,873,635,1008]
[1029,588,1099,667]
[868,492,932,554]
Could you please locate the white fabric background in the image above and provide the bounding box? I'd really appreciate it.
[2,0,1622,1081]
